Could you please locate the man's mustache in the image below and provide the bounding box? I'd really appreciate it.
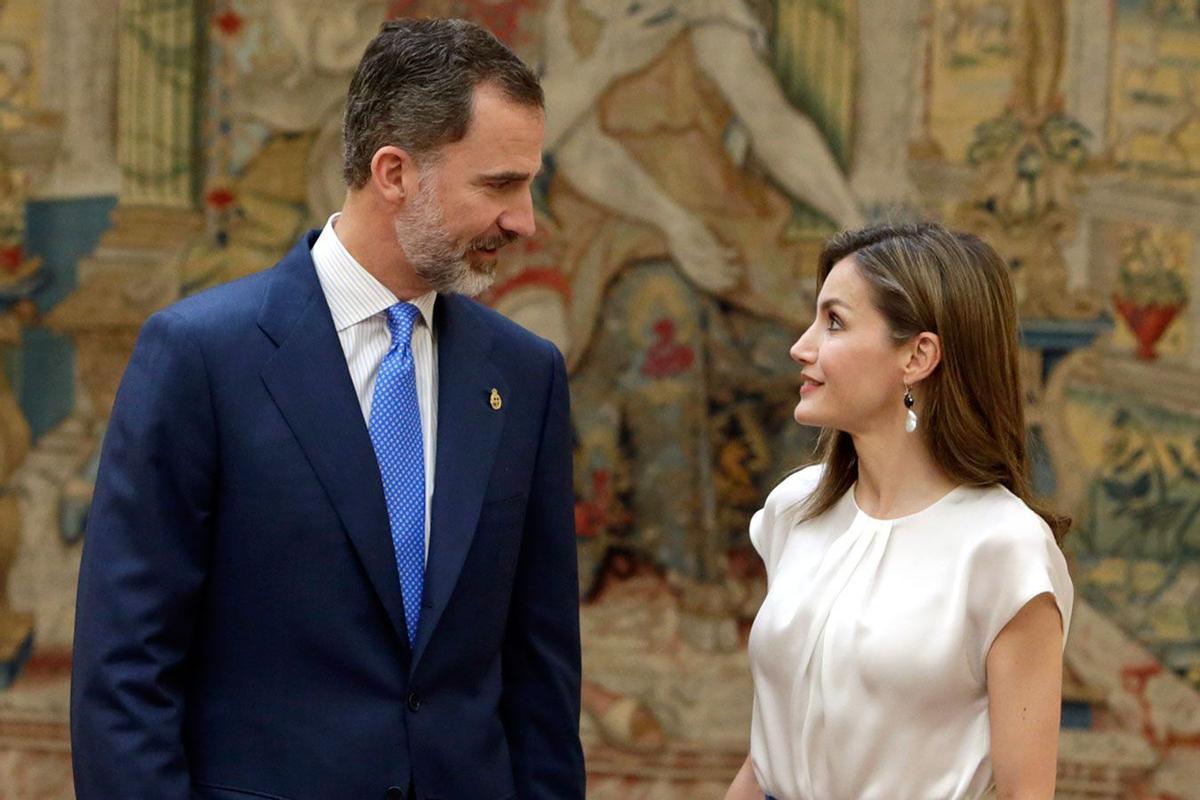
[470,230,520,252]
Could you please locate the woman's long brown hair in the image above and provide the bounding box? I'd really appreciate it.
[796,222,1070,542]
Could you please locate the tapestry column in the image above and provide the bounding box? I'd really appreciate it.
[48,0,207,429]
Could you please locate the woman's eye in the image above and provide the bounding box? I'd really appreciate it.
[827,314,843,331]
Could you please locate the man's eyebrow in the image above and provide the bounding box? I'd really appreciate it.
[476,169,540,183]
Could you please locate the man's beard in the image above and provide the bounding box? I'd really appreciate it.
[393,176,514,297]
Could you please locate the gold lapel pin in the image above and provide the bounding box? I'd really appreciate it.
[490,388,502,410]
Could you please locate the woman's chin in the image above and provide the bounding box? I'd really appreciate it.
[793,403,825,428]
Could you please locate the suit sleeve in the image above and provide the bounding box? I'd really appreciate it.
[500,342,586,799]
[70,310,217,800]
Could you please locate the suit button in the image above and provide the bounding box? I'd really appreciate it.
[407,691,421,712]
[385,787,404,800]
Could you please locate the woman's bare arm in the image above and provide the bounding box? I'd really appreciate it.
[724,754,763,800]
[987,592,1064,800]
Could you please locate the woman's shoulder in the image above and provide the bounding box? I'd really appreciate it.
[949,484,1069,590]
[749,464,826,568]
[953,485,1074,655]
[762,463,824,512]
[953,483,1054,545]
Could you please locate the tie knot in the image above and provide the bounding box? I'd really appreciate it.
[385,302,421,349]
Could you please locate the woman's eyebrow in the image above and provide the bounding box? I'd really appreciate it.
[818,298,851,313]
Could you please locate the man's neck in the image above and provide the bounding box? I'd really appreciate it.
[334,202,431,301]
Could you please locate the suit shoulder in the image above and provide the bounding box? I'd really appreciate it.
[459,296,561,362]
[159,269,274,328]
[137,269,280,362]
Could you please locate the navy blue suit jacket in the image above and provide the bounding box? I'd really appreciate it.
[71,232,585,800]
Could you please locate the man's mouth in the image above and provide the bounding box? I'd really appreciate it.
[470,232,518,258]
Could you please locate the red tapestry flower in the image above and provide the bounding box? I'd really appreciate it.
[213,9,244,37]
[0,245,23,273]
[205,186,237,211]
[575,469,630,538]
[463,0,538,45]
[385,1,537,46]
[640,318,695,378]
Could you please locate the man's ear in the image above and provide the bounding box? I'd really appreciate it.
[902,331,942,385]
[369,145,418,205]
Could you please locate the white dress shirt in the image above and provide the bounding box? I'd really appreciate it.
[747,465,1073,800]
[310,214,438,560]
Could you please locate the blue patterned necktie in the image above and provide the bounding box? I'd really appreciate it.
[368,302,425,646]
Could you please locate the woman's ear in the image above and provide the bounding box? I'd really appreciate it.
[903,331,942,385]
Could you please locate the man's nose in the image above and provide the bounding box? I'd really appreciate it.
[499,191,536,239]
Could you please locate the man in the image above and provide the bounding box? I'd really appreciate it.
[71,18,584,800]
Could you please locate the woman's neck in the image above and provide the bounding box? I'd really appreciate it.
[850,427,958,520]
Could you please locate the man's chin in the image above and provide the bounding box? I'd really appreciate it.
[414,255,497,297]
[448,259,496,297]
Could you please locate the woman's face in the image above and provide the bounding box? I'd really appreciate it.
[790,256,908,435]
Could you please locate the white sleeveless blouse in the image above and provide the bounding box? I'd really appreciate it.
[747,466,1072,800]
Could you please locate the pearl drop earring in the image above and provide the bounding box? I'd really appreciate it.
[904,386,918,433]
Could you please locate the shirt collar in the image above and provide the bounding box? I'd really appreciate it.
[311,213,437,333]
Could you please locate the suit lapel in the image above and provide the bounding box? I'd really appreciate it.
[258,233,411,649]
[411,294,508,670]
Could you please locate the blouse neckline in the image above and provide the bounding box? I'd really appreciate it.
[849,482,966,525]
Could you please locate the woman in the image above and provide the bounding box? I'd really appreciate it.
[725,223,1072,800]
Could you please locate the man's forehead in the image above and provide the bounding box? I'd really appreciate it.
[468,81,544,122]
[456,117,544,172]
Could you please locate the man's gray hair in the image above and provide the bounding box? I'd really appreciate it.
[342,18,544,189]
